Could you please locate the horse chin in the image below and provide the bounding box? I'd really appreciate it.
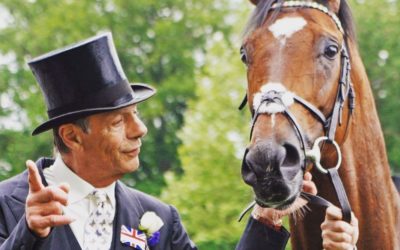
[255,189,301,210]
[255,191,309,219]
[252,171,303,209]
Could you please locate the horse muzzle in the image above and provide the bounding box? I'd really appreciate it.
[241,140,304,209]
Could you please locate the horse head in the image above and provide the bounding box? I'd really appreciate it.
[240,0,353,210]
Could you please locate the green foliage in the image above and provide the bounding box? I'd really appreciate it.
[0,0,233,194]
[161,14,254,244]
[0,130,52,177]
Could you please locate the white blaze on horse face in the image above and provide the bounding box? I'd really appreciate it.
[271,114,276,128]
[252,83,295,115]
[268,17,307,46]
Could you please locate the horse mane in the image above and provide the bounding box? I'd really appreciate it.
[242,0,356,43]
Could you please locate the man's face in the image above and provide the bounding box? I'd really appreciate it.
[78,104,147,183]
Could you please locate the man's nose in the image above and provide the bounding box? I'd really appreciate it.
[126,115,148,139]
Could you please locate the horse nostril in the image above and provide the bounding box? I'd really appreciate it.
[282,143,300,167]
[241,149,258,186]
[242,162,258,186]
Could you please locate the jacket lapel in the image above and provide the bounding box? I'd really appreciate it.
[6,171,29,225]
[112,181,145,250]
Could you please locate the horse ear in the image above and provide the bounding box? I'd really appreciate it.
[249,0,259,5]
[325,0,341,13]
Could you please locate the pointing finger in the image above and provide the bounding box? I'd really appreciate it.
[27,160,44,193]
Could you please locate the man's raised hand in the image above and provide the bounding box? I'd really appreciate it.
[25,160,75,238]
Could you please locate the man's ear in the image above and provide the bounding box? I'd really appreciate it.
[58,124,83,152]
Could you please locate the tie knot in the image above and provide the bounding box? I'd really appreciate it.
[90,190,107,205]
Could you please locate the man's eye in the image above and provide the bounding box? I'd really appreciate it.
[112,118,123,125]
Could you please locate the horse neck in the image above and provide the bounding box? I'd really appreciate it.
[343,40,394,184]
[290,40,400,250]
[344,41,389,172]
[340,40,400,247]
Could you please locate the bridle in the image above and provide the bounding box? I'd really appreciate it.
[239,1,356,223]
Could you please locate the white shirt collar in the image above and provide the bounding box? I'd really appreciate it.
[51,155,116,208]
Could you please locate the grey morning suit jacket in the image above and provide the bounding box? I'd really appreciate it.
[0,158,290,250]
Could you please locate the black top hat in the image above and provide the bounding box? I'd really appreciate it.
[28,32,155,135]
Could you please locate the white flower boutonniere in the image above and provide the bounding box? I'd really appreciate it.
[139,212,164,247]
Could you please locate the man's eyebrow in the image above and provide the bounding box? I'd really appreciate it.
[114,107,138,115]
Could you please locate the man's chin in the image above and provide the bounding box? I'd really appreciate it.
[121,159,140,173]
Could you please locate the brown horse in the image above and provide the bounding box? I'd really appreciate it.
[239,0,400,249]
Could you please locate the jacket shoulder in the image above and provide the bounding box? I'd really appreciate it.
[0,171,27,196]
[118,181,171,211]
[0,157,53,198]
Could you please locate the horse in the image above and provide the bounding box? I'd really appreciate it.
[239,0,400,249]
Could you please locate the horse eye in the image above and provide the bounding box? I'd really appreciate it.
[324,45,339,59]
[240,47,248,64]
[241,53,247,64]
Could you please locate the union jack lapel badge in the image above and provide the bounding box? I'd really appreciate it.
[120,225,147,250]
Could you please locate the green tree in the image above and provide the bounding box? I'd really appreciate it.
[0,0,233,194]
[161,9,253,248]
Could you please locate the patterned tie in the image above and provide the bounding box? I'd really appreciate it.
[83,190,114,250]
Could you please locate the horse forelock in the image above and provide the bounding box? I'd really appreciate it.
[242,0,356,44]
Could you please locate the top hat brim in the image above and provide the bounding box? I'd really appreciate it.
[32,84,155,136]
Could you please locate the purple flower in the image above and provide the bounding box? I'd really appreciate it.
[147,231,161,247]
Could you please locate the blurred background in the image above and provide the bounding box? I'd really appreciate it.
[0,0,399,249]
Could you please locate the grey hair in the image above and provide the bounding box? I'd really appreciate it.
[53,117,90,154]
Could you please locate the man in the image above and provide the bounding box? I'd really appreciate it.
[0,33,358,250]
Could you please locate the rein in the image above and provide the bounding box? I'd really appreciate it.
[239,1,356,223]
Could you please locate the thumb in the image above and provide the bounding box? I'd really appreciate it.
[325,205,342,220]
